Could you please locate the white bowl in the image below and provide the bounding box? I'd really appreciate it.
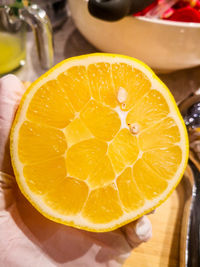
[68,0,200,73]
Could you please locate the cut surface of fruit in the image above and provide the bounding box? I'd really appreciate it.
[10,53,188,232]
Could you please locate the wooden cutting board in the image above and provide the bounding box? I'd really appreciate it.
[123,166,193,267]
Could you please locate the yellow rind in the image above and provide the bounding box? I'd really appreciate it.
[10,53,189,232]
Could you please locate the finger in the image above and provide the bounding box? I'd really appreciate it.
[0,75,25,175]
[0,171,16,211]
[121,216,152,248]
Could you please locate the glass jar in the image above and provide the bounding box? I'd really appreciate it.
[0,1,54,76]
[0,18,26,74]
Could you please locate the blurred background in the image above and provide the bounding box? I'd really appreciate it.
[1,0,200,103]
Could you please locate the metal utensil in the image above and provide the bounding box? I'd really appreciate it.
[32,0,68,29]
[0,0,54,70]
[87,0,180,22]
[179,93,200,267]
[88,0,155,21]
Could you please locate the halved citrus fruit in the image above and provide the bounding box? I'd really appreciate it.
[10,53,188,232]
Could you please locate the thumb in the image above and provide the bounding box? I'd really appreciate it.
[122,216,152,248]
[0,75,25,175]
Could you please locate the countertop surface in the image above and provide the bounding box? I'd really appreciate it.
[15,17,200,104]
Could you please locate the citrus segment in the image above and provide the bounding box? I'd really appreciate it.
[142,146,182,179]
[139,117,181,151]
[23,157,66,195]
[116,168,145,212]
[27,80,74,128]
[87,64,100,101]
[82,184,123,223]
[81,100,121,141]
[66,138,107,180]
[44,177,89,215]
[87,156,115,188]
[88,63,117,107]
[133,159,168,200]
[126,90,170,132]
[10,53,188,232]
[65,118,93,147]
[112,63,151,110]
[57,66,90,112]
[108,128,139,173]
[18,121,67,164]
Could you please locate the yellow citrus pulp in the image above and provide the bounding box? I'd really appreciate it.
[10,54,189,232]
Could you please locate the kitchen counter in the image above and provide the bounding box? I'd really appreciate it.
[15,17,200,104]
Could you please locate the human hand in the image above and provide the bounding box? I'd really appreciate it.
[0,75,152,267]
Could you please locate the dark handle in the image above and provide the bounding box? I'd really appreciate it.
[186,160,200,267]
[88,0,156,21]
